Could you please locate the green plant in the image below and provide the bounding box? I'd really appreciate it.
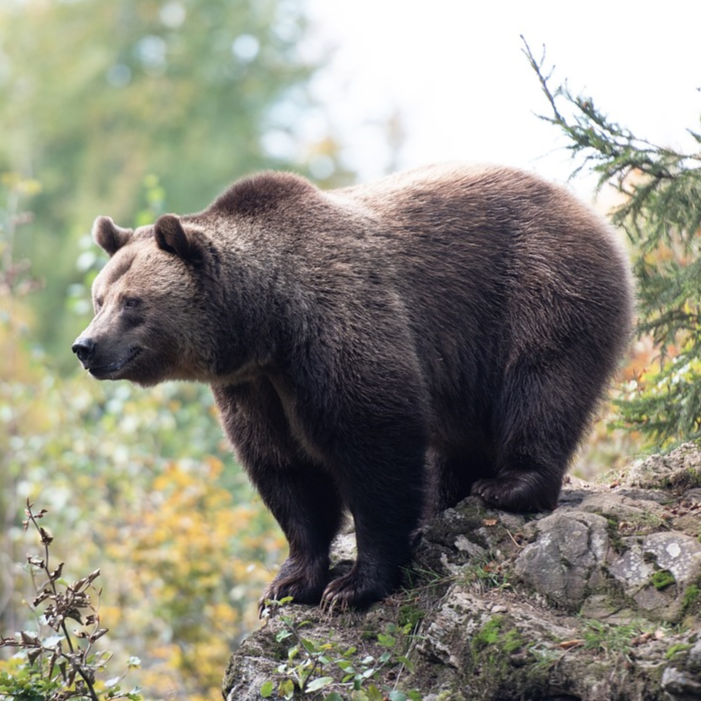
[259,599,423,701]
[0,501,143,701]
[397,604,424,631]
[651,570,676,591]
[472,615,523,656]
[579,618,650,656]
[665,643,693,660]
[461,558,512,594]
[682,583,700,611]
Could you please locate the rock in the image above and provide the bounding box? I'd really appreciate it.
[608,532,701,622]
[513,511,610,609]
[223,442,701,701]
[578,491,668,526]
[661,639,701,699]
[625,442,701,491]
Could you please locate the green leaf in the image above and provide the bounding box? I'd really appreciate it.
[389,691,408,701]
[260,680,274,698]
[301,637,318,653]
[366,685,384,701]
[306,676,334,692]
[396,655,415,672]
[280,678,296,700]
[377,633,395,647]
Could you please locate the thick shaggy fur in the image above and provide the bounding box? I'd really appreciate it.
[73,164,634,610]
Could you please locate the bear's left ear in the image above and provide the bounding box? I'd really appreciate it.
[93,216,133,256]
[154,214,205,264]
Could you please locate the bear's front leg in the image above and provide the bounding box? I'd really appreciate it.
[321,439,427,610]
[259,552,330,614]
[213,382,345,614]
[252,461,345,614]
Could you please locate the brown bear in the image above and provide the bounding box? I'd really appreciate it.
[72,163,633,611]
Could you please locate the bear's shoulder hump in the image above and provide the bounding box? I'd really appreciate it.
[211,171,318,217]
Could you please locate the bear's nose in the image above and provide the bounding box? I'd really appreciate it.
[72,337,96,364]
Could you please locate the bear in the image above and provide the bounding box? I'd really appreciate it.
[72,163,634,611]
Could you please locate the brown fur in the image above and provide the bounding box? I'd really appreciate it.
[73,164,634,610]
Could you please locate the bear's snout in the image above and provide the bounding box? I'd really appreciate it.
[72,337,96,366]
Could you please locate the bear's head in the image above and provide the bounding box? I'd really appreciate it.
[72,214,217,387]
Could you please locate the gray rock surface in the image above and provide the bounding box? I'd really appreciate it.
[223,442,701,700]
[514,511,610,609]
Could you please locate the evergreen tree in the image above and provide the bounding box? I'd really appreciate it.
[524,39,701,450]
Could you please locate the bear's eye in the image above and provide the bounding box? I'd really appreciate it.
[94,297,104,311]
[123,297,141,310]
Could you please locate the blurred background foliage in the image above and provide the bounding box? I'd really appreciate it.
[0,0,350,698]
[0,0,352,367]
[1,2,699,700]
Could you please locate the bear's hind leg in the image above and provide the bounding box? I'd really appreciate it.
[426,448,494,517]
[472,355,600,513]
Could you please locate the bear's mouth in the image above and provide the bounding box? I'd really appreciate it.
[88,346,142,379]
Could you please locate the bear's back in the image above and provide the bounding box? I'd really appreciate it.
[334,163,631,358]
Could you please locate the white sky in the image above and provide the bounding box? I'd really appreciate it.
[305,0,701,198]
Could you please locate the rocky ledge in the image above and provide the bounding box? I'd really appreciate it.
[223,442,701,701]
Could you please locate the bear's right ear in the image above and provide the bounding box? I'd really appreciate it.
[92,216,133,256]
[154,214,205,264]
